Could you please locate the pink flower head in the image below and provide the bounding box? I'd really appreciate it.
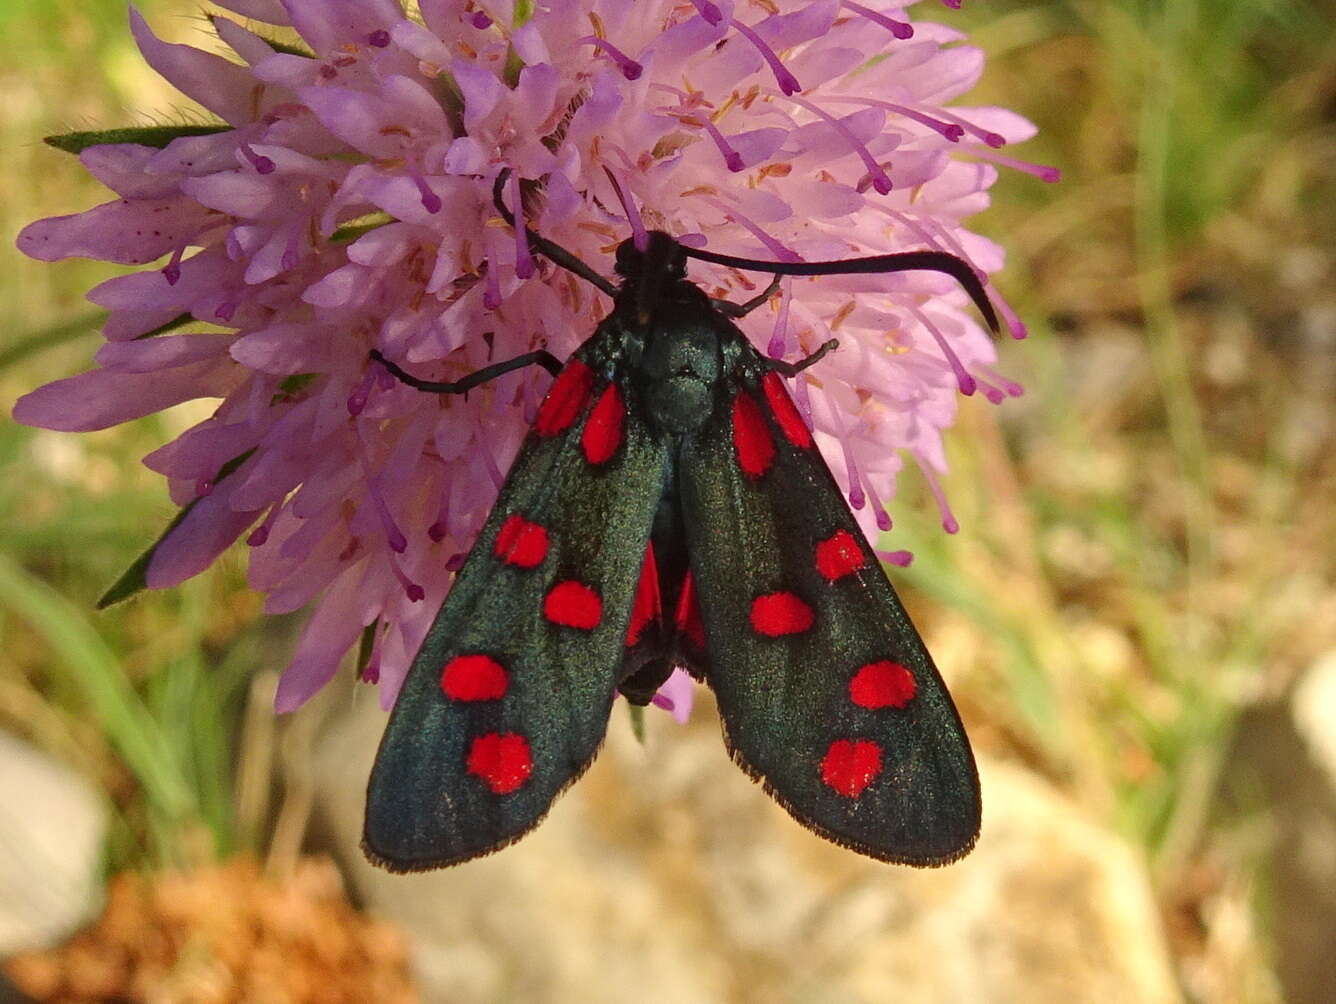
[14,0,1053,715]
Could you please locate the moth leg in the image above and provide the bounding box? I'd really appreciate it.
[765,338,840,377]
[710,274,783,319]
[370,348,563,395]
[492,170,618,297]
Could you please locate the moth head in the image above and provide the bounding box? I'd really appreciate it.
[615,231,687,325]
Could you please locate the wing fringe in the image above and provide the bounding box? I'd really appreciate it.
[716,716,980,868]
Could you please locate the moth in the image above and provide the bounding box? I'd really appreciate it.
[362,173,997,871]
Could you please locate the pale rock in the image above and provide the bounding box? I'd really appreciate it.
[0,730,106,954]
[314,696,1179,1003]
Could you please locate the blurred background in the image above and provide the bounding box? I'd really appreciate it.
[1,1,1333,1001]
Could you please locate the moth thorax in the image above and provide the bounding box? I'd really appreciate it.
[640,324,721,433]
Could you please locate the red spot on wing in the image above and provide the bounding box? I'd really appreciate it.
[626,544,661,646]
[750,591,814,637]
[762,371,813,448]
[674,569,706,648]
[535,359,595,436]
[440,654,509,701]
[582,383,626,464]
[815,528,865,581]
[820,739,883,797]
[731,390,775,478]
[466,732,533,794]
[849,660,917,709]
[494,514,549,568]
[544,580,603,630]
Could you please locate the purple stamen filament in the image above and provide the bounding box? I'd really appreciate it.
[824,96,964,142]
[409,167,442,213]
[913,451,959,533]
[690,112,746,172]
[784,94,893,194]
[963,144,1063,183]
[689,0,724,25]
[875,548,914,567]
[766,278,792,358]
[239,139,275,174]
[908,305,976,396]
[603,164,649,252]
[510,170,535,279]
[701,196,800,262]
[926,107,1007,148]
[729,18,801,95]
[842,2,914,39]
[580,36,642,80]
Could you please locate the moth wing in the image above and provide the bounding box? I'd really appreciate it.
[364,347,669,870]
[679,354,980,865]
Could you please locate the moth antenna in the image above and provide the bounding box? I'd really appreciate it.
[491,169,618,297]
[681,244,1000,336]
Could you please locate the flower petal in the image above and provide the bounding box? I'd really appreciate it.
[129,7,261,126]
[17,197,214,264]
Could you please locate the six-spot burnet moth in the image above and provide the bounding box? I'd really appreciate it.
[361,171,1001,871]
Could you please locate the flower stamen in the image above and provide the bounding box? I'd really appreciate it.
[688,0,724,26]
[841,2,914,40]
[509,170,535,279]
[912,451,959,533]
[782,94,893,194]
[908,305,976,396]
[247,502,283,547]
[408,166,443,214]
[238,139,275,174]
[700,197,800,262]
[691,113,746,173]
[729,18,801,96]
[963,144,1062,183]
[824,96,964,142]
[766,279,792,358]
[874,548,913,567]
[580,36,643,80]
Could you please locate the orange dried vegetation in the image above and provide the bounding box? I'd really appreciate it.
[4,857,417,1003]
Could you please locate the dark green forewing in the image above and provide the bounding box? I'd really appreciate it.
[363,335,669,870]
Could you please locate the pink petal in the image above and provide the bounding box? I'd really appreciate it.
[79,145,180,198]
[231,322,336,374]
[146,481,264,589]
[451,60,504,129]
[725,127,788,168]
[129,7,261,127]
[212,0,291,25]
[213,16,280,67]
[281,0,406,56]
[652,668,696,724]
[180,172,275,218]
[274,563,377,712]
[12,360,236,432]
[143,418,265,480]
[95,333,234,372]
[17,197,214,265]
[346,222,414,266]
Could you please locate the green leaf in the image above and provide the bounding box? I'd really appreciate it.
[45,125,231,154]
[0,311,105,370]
[627,703,646,745]
[0,553,196,826]
[97,449,256,609]
[330,212,396,244]
[355,620,379,679]
[135,312,195,340]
